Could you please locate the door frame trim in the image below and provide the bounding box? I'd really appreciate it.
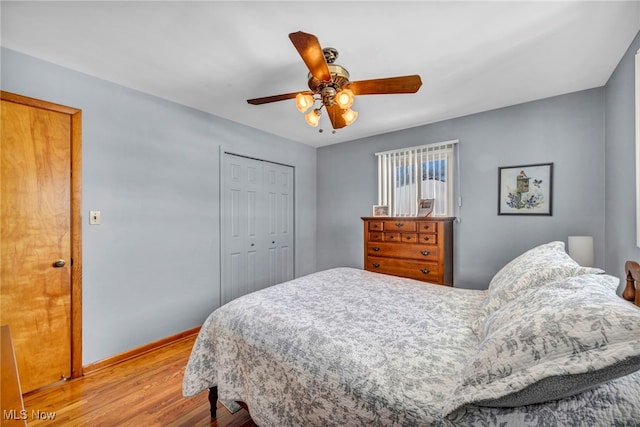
[1,91,83,379]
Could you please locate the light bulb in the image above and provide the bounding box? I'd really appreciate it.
[341,108,358,126]
[295,93,314,113]
[335,88,354,109]
[305,109,321,127]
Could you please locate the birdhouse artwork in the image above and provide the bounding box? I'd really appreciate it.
[516,171,530,193]
[499,163,552,215]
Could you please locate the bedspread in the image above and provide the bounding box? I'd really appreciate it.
[183,267,640,426]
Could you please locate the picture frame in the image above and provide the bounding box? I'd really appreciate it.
[372,205,389,217]
[498,163,553,216]
[417,198,434,217]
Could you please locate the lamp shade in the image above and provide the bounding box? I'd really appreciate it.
[295,93,314,113]
[341,108,358,126]
[305,109,321,127]
[335,88,354,109]
[568,236,594,267]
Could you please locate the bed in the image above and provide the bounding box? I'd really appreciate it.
[183,242,640,426]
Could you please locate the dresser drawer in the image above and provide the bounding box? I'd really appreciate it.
[416,221,437,233]
[366,256,440,283]
[367,242,438,261]
[369,232,383,241]
[368,221,384,231]
[383,220,416,232]
[418,233,438,245]
[383,232,401,242]
[400,233,418,243]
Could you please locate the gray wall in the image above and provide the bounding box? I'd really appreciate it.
[605,32,640,282]
[318,89,606,289]
[1,48,317,364]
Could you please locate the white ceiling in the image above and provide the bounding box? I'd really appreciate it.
[2,1,639,148]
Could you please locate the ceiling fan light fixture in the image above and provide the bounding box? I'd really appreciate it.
[342,108,358,126]
[246,31,423,132]
[305,108,321,127]
[335,88,354,109]
[295,93,314,113]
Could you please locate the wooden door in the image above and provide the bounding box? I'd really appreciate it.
[0,91,82,393]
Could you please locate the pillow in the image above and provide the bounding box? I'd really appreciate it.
[471,241,603,338]
[445,274,640,416]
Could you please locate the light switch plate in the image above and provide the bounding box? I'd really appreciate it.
[89,210,101,225]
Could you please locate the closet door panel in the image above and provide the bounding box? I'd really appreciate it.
[222,155,265,304]
[264,162,294,286]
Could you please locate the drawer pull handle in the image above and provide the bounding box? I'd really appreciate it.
[421,269,431,274]
[372,247,380,251]
[388,235,395,239]
[423,236,430,241]
[405,236,411,240]
[372,224,379,228]
[421,251,430,256]
[395,222,404,228]
[373,263,380,268]
[423,225,430,230]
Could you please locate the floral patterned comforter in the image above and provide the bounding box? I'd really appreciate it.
[182,267,640,426]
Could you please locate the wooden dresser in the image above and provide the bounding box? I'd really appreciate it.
[362,217,454,286]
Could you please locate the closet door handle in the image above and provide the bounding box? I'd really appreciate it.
[53,259,66,268]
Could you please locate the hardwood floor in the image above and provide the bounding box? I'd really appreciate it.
[21,335,257,427]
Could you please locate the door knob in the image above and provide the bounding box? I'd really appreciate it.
[53,259,66,268]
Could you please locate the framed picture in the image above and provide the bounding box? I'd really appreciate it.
[498,163,553,216]
[372,205,389,217]
[417,198,434,217]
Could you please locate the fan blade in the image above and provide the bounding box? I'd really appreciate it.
[247,91,309,105]
[347,75,422,95]
[289,31,331,82]
[325,104,347,130]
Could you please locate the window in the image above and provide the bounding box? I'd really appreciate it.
[376,140,458,217]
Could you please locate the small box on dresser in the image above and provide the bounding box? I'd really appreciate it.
[361,216,454,286]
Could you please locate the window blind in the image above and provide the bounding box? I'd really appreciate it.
[376,140,459,217]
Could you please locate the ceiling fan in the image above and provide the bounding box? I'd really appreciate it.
[247,31,422,132]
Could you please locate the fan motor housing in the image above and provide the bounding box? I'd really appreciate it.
[307,64,350,92]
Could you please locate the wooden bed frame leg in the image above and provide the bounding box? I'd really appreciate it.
[208,386,218,418]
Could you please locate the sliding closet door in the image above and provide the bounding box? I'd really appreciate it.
[221,153,294,305]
